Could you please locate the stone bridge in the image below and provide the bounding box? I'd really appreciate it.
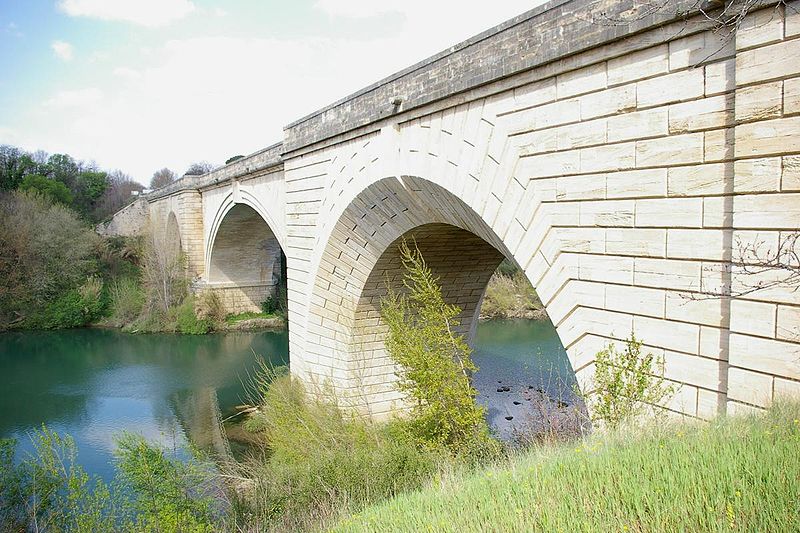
[102,0,800,419]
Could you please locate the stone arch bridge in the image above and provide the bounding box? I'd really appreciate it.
[102,0,800,419]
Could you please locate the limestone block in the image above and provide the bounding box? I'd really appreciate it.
[736,38,800,86]
[670,95,734,134]
[511,78,557,112]
[704,128,735,163]
[731,299,777,338]
[556,174,605,200]
[606,228,666,257]
[784,155,800,191]
[735,6,785,50]
[728,400,763,415]
[729,333,800,378]
[637,69,705,108]
[777,305,800,341]
[701,196,733,228]
[732,193,800,229]
[577,253,634,284]
[788,1,800,37]
[633,315,699,354]
[705,59,735,96]
[556,118,607,150]
[774,377,800,399]
[607,108,668,143]
[559,307,633,350]
[557,62,607,98]
[699,325,729,360]
[518,151,580,179]
[530,98,581,130]
[634,257,701,292]
[635,197,703,228]
[566,334,617,372]
[605,284,665,318]
[667,229,726,260]
[670,32,734,71]
[606,168,667,199]
[580,142,636,173]
[785,77,800,114]
[727,367,773,407]
[608,45,668,85]
[546,279,604,326]
[516,128,559,156]
[664,350,724,390]
[666,291,729,327]
[731,265,800,306]
[735,81,783,122]
[734,157,782,192]
[636,133,704,168]
[579,84,636,120]
[668,163,730,196]
[697,389,725,419]
[579,199,634,227]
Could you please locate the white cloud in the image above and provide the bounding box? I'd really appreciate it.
[313,0,399,19]
[51,40,74,61]
[18,1,550,184]
[57,0,196,27]
[44,88,104,108]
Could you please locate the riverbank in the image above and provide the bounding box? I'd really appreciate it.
[480,269,546,320]
[329,402,800,532]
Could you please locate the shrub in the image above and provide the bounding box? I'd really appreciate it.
[380,241,498,458]
[260,295,279,315]
[481,269,542,319]
[24,276,105,329]
[232,363,444,531]
[176,297,211,335]
[107,277,145,327]
[0,190,99,327]
[198,290,226,328]
[584,334,676,429]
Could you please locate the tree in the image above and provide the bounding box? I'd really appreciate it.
[95,170,144,220]
[184,162,213,176]
[46,153,79,190]
[225,155,244,165]
[0,145,35,190]
[149,168,176,190]
[18,174,73,205]
[380,241,495,456]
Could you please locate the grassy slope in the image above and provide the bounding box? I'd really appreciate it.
[330,404,800,532]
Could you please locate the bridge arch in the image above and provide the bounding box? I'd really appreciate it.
[204,201,285,315]
[304,174,578,417]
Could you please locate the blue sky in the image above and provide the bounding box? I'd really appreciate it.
[0,0,544,184]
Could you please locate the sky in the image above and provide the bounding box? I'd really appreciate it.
[0,0,547,185]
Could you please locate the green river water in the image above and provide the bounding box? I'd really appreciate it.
[0,319,574,481]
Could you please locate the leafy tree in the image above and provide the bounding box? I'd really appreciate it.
[46,153,79,190]
[225,155,244,165]
[95,170,144,220]
[18,174,73,205]
[0,145,35,190]
[150,167,176,189]
[380,241,496,457]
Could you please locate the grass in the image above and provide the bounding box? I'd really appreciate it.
[329,402,800,532]
[481,270,543,319]
[225,310,280,324]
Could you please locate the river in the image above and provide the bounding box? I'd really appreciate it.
[0,319,575,481]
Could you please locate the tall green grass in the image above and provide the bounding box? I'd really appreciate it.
[330,403,800,532]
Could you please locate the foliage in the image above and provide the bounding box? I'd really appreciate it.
[106,277,145,328]
[141,227,187,316]
[19,173,74,205]
[0,144,37,190]
[0,190,100,328]
[231,364,444,531]
[331,402,800,533]
[225,155,245,165]
[260,295,280,315]
[114,433,218,532]
[380,241,498,458]
[198,290,226,328]
[225,310,279,324]
[24,276,105,329]
[481,269,543,319]
[585,334,676,430]
[0,428,219,532]
[175,297,212,335]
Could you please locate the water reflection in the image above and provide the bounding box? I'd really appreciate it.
[0,320,575,480]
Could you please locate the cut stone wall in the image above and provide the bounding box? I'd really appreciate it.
[197,282,276,315]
